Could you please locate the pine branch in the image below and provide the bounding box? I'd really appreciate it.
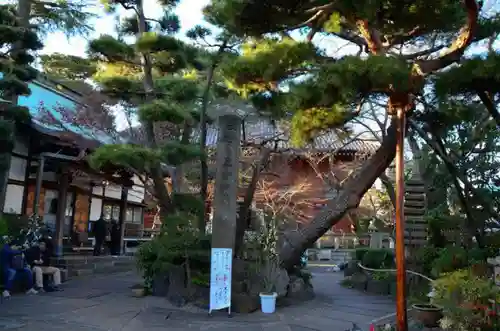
[417,0,480,75]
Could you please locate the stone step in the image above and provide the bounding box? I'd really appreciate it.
[52,255,136,279]
[405,179,425,186]
[405,194,425,201]
[404,207,426,216]
[404,200,426,208]
[406,223,428,230]
[67,261,136,277]
[405,186,426,193]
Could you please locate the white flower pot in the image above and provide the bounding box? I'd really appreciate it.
[259,292,277,313]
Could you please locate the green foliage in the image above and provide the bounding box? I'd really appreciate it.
[136,32,181,53]
[155,76,200,102]
[160,141,203,166]
[97,76,144,102]
[221,38,316,94]
[290,105,351,145]
[415,246,441,275]
[431,246,468,277]
[361,248,395,269]
[138,99,192,124]
[40,53,97,80]
[204,0,465,37]
[432,269,499,331]
[323,12,341,33]
[0,4,41,162]
[172,193,204,216]
[352,247,370,261]
[30,0,96,37]
[136,212,210,289]
[0,216,9,242]
[434,53,500,97]
[372,271,393,281]
[88,35,136,62]
[89,144,159,172]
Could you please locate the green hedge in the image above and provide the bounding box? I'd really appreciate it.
[352,248,395,269]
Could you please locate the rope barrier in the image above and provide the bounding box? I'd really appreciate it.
[356,262,436,283]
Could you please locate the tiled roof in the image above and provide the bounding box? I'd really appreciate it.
[194,117,380,154]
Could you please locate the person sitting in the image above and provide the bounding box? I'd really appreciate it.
[1,239,38,298]
[26,241,62,291]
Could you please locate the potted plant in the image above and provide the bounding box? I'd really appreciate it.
[412,303,443,328]
[256,214,281,314]
[259,255,280,313]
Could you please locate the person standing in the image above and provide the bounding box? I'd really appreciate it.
[93,216,107,256]
[110,220,121,256]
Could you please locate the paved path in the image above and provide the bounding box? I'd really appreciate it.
[0,266,395,331]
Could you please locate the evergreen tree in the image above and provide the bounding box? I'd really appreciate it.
[0,4,43,212]
[203,0,500,267]
[75,0,209,225]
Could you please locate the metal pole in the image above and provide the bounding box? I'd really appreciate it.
[33,156,45,216]
[395,107,408,331]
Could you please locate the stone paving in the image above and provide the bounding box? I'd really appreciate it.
[0,266,396,331]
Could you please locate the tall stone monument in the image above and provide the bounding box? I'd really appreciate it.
[211,112,242,250]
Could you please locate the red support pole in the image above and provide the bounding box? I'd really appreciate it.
[395,107,408,331]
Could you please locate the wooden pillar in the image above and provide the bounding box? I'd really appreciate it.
[33,156,45,216]
[21,138,32,213]
[395,107,408,331]
[118,186,128,255]
[211,113,242,251]
[54,170,70,256]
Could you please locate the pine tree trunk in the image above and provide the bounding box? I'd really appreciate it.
[136,2,172,219]
[279,119,398,270]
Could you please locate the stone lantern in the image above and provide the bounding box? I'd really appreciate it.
[487,252,500,287]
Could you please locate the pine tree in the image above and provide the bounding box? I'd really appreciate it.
[80,0,208,225]
[203,0,500,267]
[0,4,43,212]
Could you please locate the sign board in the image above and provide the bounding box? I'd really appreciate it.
[209,248,232,313]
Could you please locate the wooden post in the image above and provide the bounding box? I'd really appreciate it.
[54,170,70,256]
[118,186,128,255]
[395,107,408,331]
[33,156,45,216]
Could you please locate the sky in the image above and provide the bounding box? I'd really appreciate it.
[41,0,211,57]
[40,0,211,130]
[38,0,498,134]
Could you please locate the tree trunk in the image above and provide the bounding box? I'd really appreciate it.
[234,148,271,256]
[136,2,172,219]
[378,173,396,208]
[279,118,398,270]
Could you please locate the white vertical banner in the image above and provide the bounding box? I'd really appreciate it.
[209,248,232,313]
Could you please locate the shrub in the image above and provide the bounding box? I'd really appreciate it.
[431,246,468,277]
[361,248,395,269]
[432,268,499,331]
[415,246,440,275]
[136,212,211,291]
[0,216,8,236]
[352,247,370,261]
[468,247,496,264]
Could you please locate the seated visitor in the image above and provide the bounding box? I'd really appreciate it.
[1,239,38,298]
[26,241,62,291]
